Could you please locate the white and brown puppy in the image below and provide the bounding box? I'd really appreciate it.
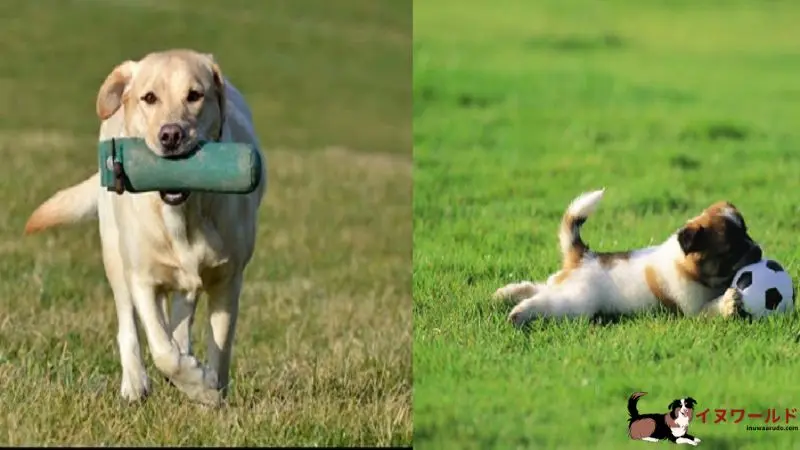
[494,189,762,326]
[24,49,266,406]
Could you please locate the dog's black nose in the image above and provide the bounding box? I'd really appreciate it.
[159,124,184,152]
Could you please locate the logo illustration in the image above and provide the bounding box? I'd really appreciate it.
[627,392,702,446]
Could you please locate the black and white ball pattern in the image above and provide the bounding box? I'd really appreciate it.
[732,259,795,317]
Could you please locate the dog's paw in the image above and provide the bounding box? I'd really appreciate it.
[719,288,740,318]
[508,305,531,327]
[493,282,538,305]
[492,287,509,301]
[120,369,151,402]
[178,383,222,407]
[721,287,751,319]
[171,369,222,408]
[160,353,224,407]
[694,437,702,444]
[676,437,700,446]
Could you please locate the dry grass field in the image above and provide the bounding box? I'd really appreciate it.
[0,0,411,446]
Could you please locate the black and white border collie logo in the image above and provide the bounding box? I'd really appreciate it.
[628,392,701,446]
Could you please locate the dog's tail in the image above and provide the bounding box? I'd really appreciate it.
[24,172,100,234]
[628,391,647,422]
[559,189,604,267]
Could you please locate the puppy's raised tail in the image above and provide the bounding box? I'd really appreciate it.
[628,391,647,422]
[559,189,604,267]
[24,172,100,234]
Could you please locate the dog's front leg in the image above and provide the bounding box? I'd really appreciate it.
[204,272,243,398]
[169,292,199,355]
[107,273,150,401]
[681,433,701,445]
[675,436,699,446]
[703,287,748,318]
[101,240,150,402]
[128,275,221,406]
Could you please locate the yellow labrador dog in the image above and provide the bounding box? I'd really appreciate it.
[24,49,266,406]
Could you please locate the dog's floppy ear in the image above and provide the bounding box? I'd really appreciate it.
[678,225,707,254]
[204,53,226,139]
[685,397,697,407]
[668,399,681,418]
[96,60,138,120]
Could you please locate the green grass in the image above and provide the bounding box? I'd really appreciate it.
[0,0,411,446]
[413,1,800,449]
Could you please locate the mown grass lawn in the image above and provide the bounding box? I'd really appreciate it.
[413,1,800,449]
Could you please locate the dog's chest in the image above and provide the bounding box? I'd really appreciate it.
[154,206,231,292]
[670,424,687,437]
[669,416,689,437]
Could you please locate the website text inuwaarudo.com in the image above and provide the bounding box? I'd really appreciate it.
[746,425,800,432]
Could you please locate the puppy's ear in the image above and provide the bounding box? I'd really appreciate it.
[685,397,697,406]
[668,400,681,409]
[96,60,138,120]
[678,225,707,254]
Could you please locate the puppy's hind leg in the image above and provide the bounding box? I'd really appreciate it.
[507,284,598,326]
[493,281,544,306]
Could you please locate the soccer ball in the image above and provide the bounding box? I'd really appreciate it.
[731,259,795,318]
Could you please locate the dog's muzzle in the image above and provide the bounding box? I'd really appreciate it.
[159,190,190,206]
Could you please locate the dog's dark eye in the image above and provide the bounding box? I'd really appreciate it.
[141,92,158,105]
[186,89,204,103]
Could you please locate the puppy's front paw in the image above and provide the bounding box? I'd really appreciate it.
[508,304,532,327]
[721,287,749,319]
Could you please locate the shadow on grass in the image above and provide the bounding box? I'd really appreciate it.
[483,300,680,334]
[669,154,702,171]
[679,121,756,142]
[416,84,503,111]
[690,435,761,450]
[524,33,627,52]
